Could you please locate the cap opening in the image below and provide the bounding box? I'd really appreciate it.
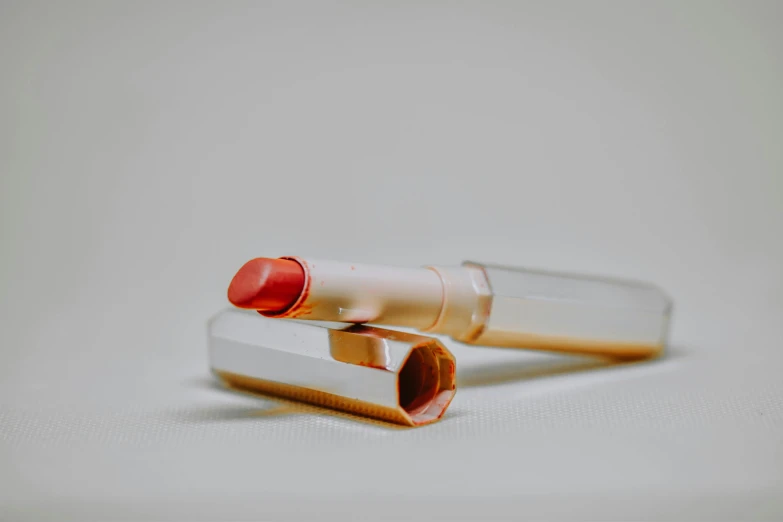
[398,346,439,416]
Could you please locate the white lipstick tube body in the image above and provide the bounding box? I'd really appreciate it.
[263,258,672,359]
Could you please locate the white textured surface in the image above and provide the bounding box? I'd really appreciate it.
[1,1,782,520]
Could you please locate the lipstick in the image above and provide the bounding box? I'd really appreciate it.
[228,257,672,359]
[227,257,304,312]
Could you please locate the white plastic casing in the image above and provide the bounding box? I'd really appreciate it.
[466,263,672,358]
[264,258,672,359]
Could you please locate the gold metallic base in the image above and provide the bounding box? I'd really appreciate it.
[209,310,457,427]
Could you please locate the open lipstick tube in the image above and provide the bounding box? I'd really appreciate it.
[229,257,673,359]
[208,308,457,426]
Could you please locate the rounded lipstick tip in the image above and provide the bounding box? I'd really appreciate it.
[227,257,305,312]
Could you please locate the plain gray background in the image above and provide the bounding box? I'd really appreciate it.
[1,0,782,520]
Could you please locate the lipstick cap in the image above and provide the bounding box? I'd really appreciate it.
[208,309,457,426]
[468,262,673,358]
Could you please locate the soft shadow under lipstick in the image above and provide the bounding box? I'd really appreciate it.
[228,257,672,359]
